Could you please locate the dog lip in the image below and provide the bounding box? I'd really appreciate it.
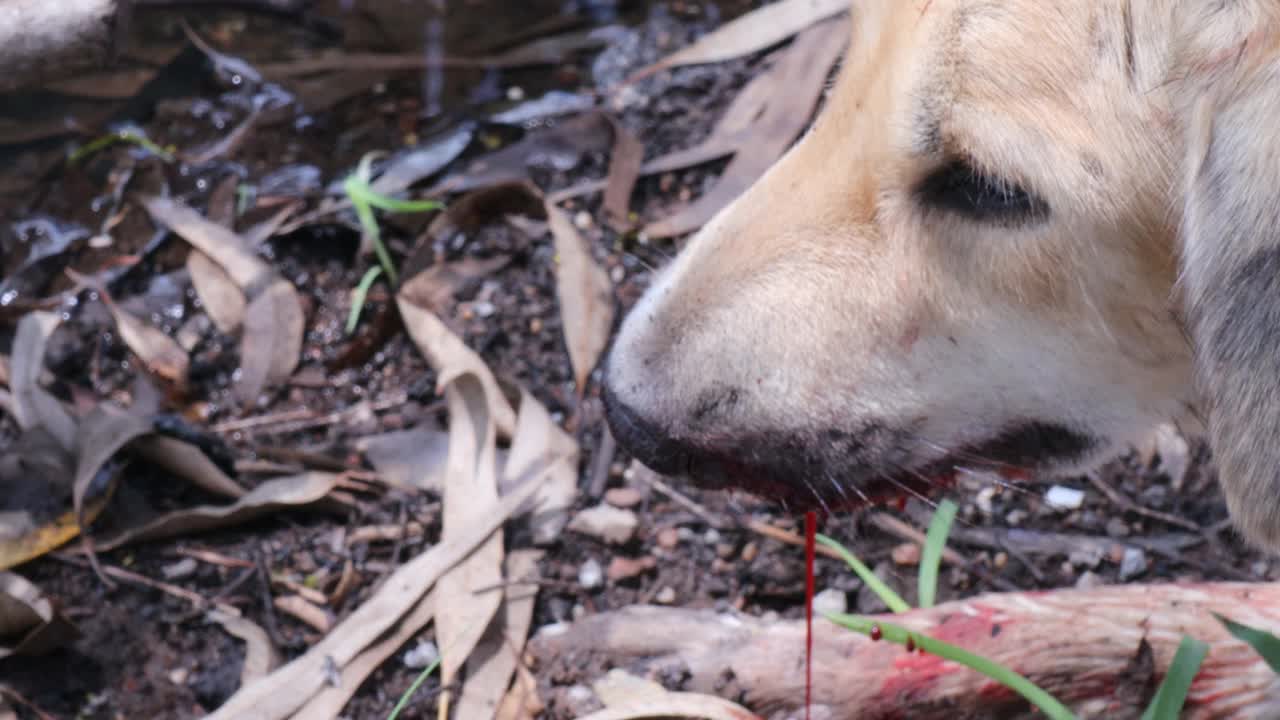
[602,383,698,476]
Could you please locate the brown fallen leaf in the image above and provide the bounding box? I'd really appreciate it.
[235,277,305,406]
[10,312,77,452]
[456,549,544,720]
[575,692,760,720]
[546,202,615,395]
[506,389,579,546]
[436,373,506,711]
[133,435,246,500]
[644,16,850,239]
[71,403,151,529]
[495,663,543,720]
[106,302,190,389]
[203,467,548,720]
[207,610,281,688]
[141,196,272,291]
[189,250,248,334]
[94,472,339,552]
[638,0,848,72]
[290,592,436,719]
[274,594,333,633]
[0,572,79,659]
[0,429,80,571]
[602,116,644,230]
[355,428,451,492]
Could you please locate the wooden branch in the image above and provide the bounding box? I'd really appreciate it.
[0,0,119,94]
[531,582,1280,719]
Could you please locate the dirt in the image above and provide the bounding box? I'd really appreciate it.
[0,2,1270,720]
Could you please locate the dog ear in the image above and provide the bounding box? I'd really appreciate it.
[1180,57,1280,549]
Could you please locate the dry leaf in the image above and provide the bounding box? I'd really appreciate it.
[397,275,518,437]
[235,278,305,406]
[436,373,505,694]
[10,312,77,452]
[289,593,436,719]
[456,549,543,720]
[133,435,246,500]
[95,472,338,552]
[429,114,613,196]
[208,610,281,688]
[495,663,543,720]
[106,303,190,387]
[644,0,848,70]
[0,572,79,659]
[355,428,451,492]
[575,691,760,720]
[547,202,614,394]
[274,595,333,633]
[189,250,248,334]
[506,389,579,545]
[0,429,80,571]
[204,471,546,720]
[142,196,272,291]
[72,403,152,528]
[602,116,643,229]
[644,17,850,239]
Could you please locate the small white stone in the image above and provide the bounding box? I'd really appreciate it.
[578,558,604,590]
[506,86,526,102]
[567,504,639,544]
[1118,547,1148,581]
[812,588,847,616]
[403,639,439,669]
[1045,485,1085,510]
[654,586,676,604]
[573,210,594,230]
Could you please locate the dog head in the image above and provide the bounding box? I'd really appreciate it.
[603,0,1280,547]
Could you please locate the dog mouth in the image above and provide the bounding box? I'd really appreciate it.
[604,385,1095,512]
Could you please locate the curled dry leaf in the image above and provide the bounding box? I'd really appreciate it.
[204,470,546,720]
[235,277,305,406]
[436,373,505,694]
[602,116,643,229]
[641,0,848,71]
[207,610,281,688]
[0,429,80,571]
[94,472,339,552]
[644,16,850,239]
[397,272,518,437]
[546,202,614,394]
[456,549,544,720]
[71,403,152,529]
[10,312,77,452]
[105,302,190,388]
[188,250,247,334]
[133,435,246,500]
[0,572,79,659]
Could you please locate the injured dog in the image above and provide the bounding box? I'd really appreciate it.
[602,0,1280,549]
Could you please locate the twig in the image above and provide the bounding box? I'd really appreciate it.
[586,425,617,499]
[1085,472,1201,532]
[52,552,236,614]
[175,547,256,569]
[633,468,728,530]
[255,549,288,649]
[211,391,422,435]
[867,512,1019,592]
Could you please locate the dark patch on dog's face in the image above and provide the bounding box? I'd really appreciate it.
[961,421,1098,469]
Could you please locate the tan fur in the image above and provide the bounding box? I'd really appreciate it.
[604,1,1280,548]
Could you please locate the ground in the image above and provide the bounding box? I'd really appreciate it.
[0,2,1270,719]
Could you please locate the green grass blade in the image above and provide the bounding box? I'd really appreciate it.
[918,499,958,609]
[825,612,1076,720]
[1213,613,1280,674]
[816,533,911,614]
[346,265,385,334]
[68,130,175,164]
[1140,635,1209,720]
[343,175,399,285]
[385,655,441,720]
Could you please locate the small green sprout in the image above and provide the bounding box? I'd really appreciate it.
[68,129,176,165]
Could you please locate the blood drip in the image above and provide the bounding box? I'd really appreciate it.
[869,624,882,641]
[804,510,817,720]
[905,635,917,653]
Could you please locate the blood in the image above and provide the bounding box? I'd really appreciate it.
[804,510,817,720]
[870,624,883,641]
[905,635,917,653]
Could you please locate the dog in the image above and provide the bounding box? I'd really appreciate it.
[602,0,1280,550]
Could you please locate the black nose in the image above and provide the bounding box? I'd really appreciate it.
[602,382,697,476]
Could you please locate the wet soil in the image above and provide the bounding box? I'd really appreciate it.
[0,2,1269,719]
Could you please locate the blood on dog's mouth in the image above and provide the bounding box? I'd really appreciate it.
[604,384,1099,511]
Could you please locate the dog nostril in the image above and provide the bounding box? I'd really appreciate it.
[602,382,697,476]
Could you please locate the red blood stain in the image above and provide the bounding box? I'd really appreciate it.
[870,624,883,641]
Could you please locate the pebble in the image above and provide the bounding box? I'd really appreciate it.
[1069,546,1104,569]
[703,528,722,545]
[573,210,594,230]
[161,557,198,580]
[654,586,676,604]
[1075,571,1104,589]
[607,555,656,582]
[1005,509,1028,526]
[403,639,439,669]
[740,542,759,563]
[975,486,997,516]
[604,487,643,509]
[1118,547,1148,581]
[992,552,1008,570]
[891,542,921,566]
[1105,517,1131,538]
[563,685,600,718]
[168,667,189,685]
[812,588,847,616]
[715,543,736,559]
[578,558,604,589]
[1045,485,1086,510]
[568,504,639,544]
[655,526,680,550]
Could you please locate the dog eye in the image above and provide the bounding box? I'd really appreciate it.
[915,159,1049,224]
